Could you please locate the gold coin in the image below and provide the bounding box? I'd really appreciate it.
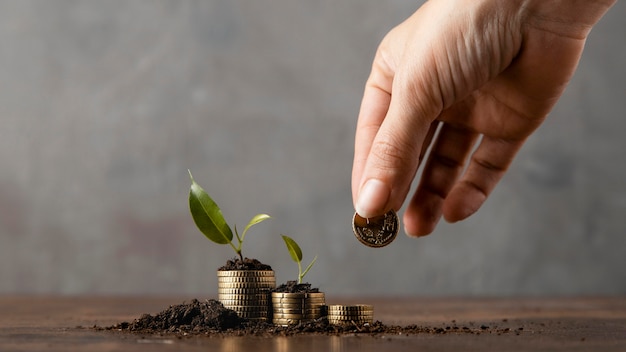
[273,308,323,314]
[219,298,269,304]
[328,315,374,321]
[218,285,271,289]
[272,301,325,308]
[218,293,269,300]
[232,314,269,320]
[218,276,276,282]
[271,293,325,313]
[220,284,275,289]
[219,299,269,305]
[222,305,270,312]
[218,282,275,288]
[220,296,269,303]
[216,282,250,288]
[328,309,374,314]
[272,304,324,310]
[332,319,373,324]
[271,312,306,319]
[328,304,374,322]
[219,285,274,289]
[217,270,275,277]
[328,312,374,317]
[272,306,324,312]
[218,293,269,299]
[272,318,302,326]
[328,316,373,321]
[272,300,326,307]
[327,309,374,314]
[218,288,273,294]
[217,277,276,285]
[219,291,269,296]
[270,292,324,299]
[352,210,399,248]
[219,300,269,305]
[328,304,373,312]
[220,276,270,282]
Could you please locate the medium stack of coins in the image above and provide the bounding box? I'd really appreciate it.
[217,270,276,321]
[271,292,326,326]
[327,304,374,326]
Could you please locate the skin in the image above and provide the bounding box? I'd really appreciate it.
[352,0,617,237]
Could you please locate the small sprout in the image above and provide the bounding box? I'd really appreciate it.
[281,235,317,284]
[188,170,270,261]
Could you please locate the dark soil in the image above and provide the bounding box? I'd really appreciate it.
[218,257,272,271]
[109,299,241,333]
[273,281,319,293]
[100,299,518,337]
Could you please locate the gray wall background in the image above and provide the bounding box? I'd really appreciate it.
[1,1,624,296]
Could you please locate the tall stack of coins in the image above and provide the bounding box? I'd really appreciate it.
[217,270,276,321]
[327,304,374,326]
[271,292,326,326]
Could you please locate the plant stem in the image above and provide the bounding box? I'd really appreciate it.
[234,226,243,245]
[228,242,242,261]
[297,260,303,284]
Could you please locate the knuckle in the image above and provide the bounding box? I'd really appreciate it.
[472,155,507,173]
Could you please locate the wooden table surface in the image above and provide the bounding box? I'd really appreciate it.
[1,295,625,351]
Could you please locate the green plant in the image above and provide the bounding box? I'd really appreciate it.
[188,170,270,262]
[281,235,317,284]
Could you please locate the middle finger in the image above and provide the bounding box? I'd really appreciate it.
[404,122,480,237]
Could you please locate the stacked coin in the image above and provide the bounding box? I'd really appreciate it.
[217,270,276,321]
[271,292,326,326]
[327,304,374,325]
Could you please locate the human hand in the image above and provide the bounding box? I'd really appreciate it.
[352,0,615,237]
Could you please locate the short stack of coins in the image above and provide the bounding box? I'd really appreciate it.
[217,270,276,321]
[271,292,326,326]
[327,304,374,326]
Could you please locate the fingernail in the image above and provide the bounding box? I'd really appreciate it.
[355,179,390,218]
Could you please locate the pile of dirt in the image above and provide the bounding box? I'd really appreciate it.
[110,299,241,333]
[273,281,319,293]
[218,257,272,271]
[102,299,518,337]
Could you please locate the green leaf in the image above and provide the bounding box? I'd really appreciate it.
[281,235,302,263]
[188,170,233,245]
[241,214,271,240]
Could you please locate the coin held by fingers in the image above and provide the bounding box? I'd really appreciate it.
[352,210,399,248]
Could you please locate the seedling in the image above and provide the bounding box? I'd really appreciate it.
[188,170,270,262]
[281,235,317,284]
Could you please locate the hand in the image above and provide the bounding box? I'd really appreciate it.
[352,0,615,237]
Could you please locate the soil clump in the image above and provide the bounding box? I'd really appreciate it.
[113,299,240,333]
[218,257,272,271]
[273,280,319,293]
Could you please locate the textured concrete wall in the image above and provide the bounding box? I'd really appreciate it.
[1,1,624,296]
